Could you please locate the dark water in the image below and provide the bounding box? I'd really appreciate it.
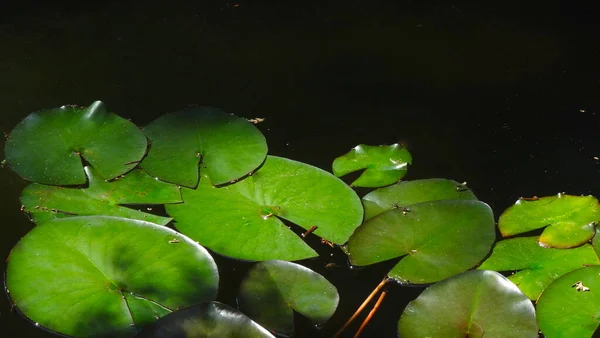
[1,1,599,337]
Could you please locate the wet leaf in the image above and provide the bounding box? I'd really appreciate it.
[332,144,412,188]
[138,302,274,338]
[167,156,363,261]
[362,178,477,220]
[347,199,495,284]
[5,216,219,337]
[141,107,267,188]
[5,101,147,185]
[478,237,599,300]
[237,260,338,334]
[20,166,181,225]
[537,266,600,338]
[499,194,600,248]
[398,270,538,338]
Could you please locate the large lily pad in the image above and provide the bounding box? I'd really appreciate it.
[138,302,274,338]
[498,194,600,248]
[362,178,477,220]
[237,260,339,334]
[347,199,495,284]
[398,270,538,338]
[5,216,219,337]
[5,101,147,185]
[166,155,363,261]
[537,266,600,338]
[140,107,267,188]
[477,236,600,300]
[20,166,181,225]
[332,144,412,188]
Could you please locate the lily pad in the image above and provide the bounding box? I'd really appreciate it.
[20,166,181,225]
[498,194,600,248]
[140,107,267,188]
[5,216,219,337]
[362,178,477,220]
[537,266,600,338]
[477,236,600,300]
[237,260,339,334]
[138,301,275,338]
[347,199,495,284]
[398,270,538,338]
[332,144,412,188]
[5,101,147,185]
[166,155,363,261]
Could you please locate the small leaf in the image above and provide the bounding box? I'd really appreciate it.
[499,194,600,248]
[537,266,600,338]
[332,144,412,188]
[398,270,538,338]
[141,107,267,188]
[362,178,477,220]
[20,166,181,225]
[478,236,599,300]
[5,101,147,185]
[237,260,339,334]
[138,302,274,338]
[347,199,495,284]
[167,156,363,261]
[5,216,219,337]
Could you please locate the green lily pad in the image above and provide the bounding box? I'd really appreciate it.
[20,166,181,225]
[499,194,600,248]
[362,178,477,220]
[138,302,275,338]
[347,199,495,284]
[140,107,267,188]
[237,260,339,334]
[332,144,412,188]
[477,236,599,300]
[398,270,538,338]
[5,101,147,185]
[5,216,219,337]
[537,266,600,338]
[166,155,363,261]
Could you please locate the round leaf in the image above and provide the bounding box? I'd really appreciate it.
[537,266,600,338]
[362,178,477,220]
[477,236,600,300]
[347,199,495,284]
[140,107,267,188]
[237,260,339,334]
[167,155,363,261]
[499,194,600,248]
[138,301,275,338]
[5,101,147,185]
[5,216,219,337]
[398,270,538,338]
[332,144,412,188]
[20,166,181,225]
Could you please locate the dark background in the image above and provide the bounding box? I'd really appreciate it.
[1,1,599,337]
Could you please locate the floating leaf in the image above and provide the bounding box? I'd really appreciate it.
[478,236,599,300]
[398,270,538,338]
[332,144,412,188]
[362,178,477,220]
[5,216,219,337]
[138,302,274,338]
[5,101,147,185]
[20,166,181,225]
[537,266,600,338]
[237,260,339,334]
[167,156,363,261]
[499,194,600,248]
[141,107,267,188]
[347,199,495,284]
